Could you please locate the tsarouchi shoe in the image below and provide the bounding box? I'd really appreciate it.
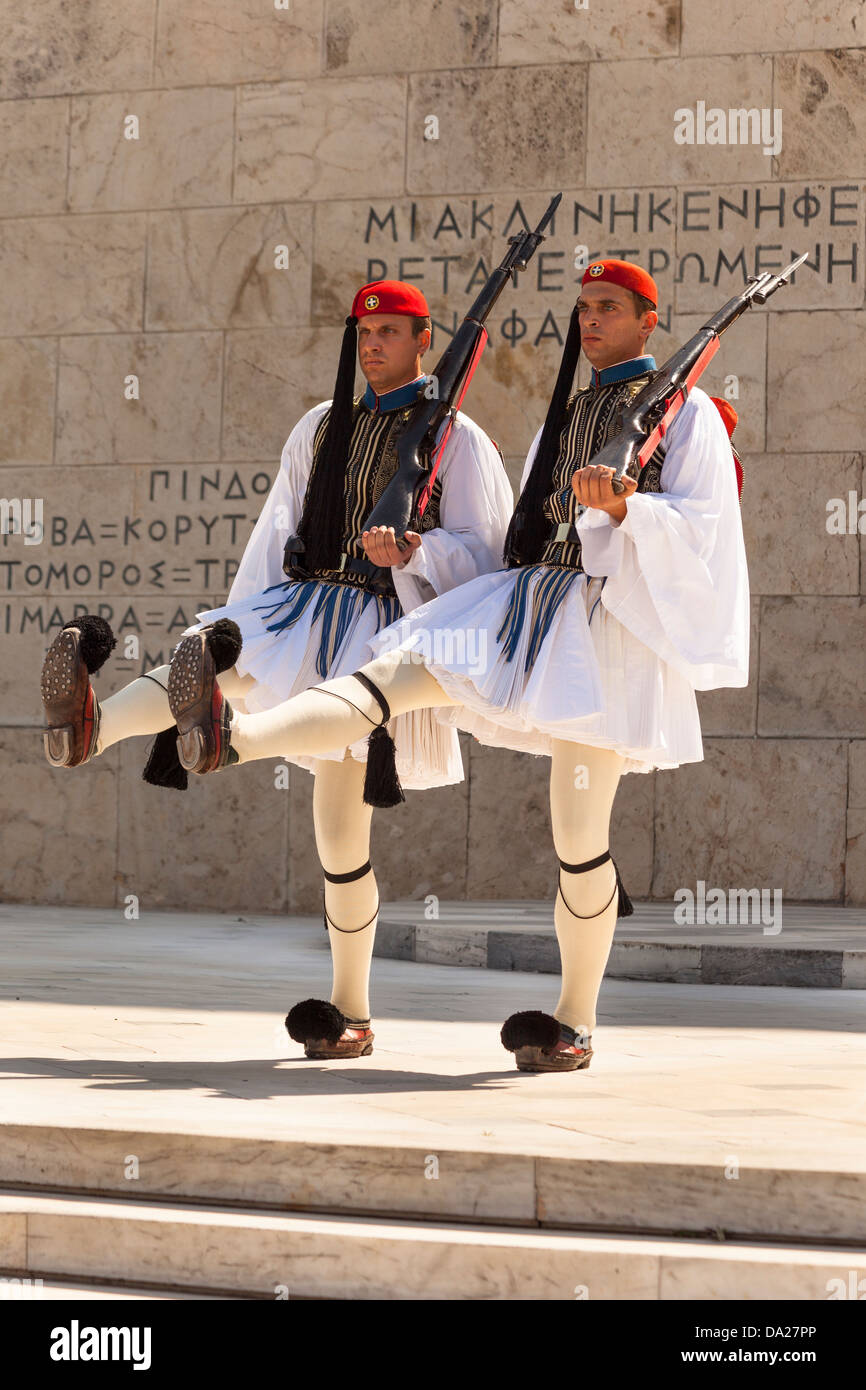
[500,1010,593,1073]
[285,998,374,1059]
[41,615,116,767]
[167,619,242,774]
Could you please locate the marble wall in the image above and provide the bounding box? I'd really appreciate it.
[1,1,863,911]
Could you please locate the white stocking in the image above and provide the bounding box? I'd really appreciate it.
[95,663,256,754]
[230,648,457,764]
[95,665,174,754]
[548,738,626,1034]
[312,754,378,1023]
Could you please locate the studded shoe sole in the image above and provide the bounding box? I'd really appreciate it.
[41,626,100,767]
[167,631,233,774]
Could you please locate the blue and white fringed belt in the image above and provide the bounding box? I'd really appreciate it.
[251,578,401,679]
[497,564,602,672]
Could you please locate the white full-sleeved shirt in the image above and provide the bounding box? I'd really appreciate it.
[518,384,750,691]
[225,399,513,615]
[575,385,750,689]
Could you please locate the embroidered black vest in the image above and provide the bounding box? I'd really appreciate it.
[300,398,443,597]
[538,370,665,571]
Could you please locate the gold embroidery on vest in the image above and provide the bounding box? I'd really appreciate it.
[303,400,442,592]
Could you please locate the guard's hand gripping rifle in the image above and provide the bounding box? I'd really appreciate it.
[596,251,808,494]
[363,193,563,539]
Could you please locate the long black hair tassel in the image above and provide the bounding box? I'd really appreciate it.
[503,304,582,568]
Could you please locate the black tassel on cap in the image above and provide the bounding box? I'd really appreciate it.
[352,671,405,809]
[503,304,582,568]
[297,315,359,575]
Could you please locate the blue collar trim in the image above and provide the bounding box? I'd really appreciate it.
[362,375,426,413]
[590,355,656,388]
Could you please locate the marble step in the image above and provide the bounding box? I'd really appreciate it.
[376,901,866,988]
[0,1272,239,1299]
[3,1188,865,1301]
[2,1122,864,1245]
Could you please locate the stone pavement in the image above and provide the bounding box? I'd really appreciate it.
[377,899,866,988]
[0,904,864,1298]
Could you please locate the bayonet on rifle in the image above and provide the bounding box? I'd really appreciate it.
[605,251,809,494]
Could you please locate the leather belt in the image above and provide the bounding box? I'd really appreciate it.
[282,536,396,598]
[336,551,397,596]
[336,550,375,577]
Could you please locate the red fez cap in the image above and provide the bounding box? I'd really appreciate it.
[709,396,738,438]
[350,280,430,320]
[581,258,657,307]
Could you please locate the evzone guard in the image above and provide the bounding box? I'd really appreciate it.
[155,257,754,1073]
[40,279,514,1057]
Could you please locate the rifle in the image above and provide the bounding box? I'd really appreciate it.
[363,193,563,539]
[596,251,808,494]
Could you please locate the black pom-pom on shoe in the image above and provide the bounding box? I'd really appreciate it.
[285,998,346,1045]
[500,1010,561,1053]
[61,615,116,674]
[205,618,243,674]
